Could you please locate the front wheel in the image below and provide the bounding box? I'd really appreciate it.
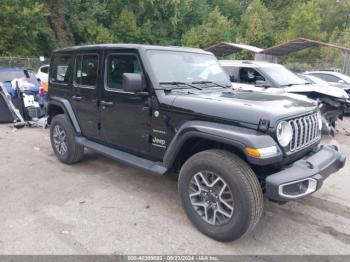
[178,149,263,242]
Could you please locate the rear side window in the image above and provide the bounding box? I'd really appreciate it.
[311,73,340,83]
[51,55,72,84]
[106,54,141,90]
[75,54,99,87]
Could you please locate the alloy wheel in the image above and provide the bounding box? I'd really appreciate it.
[189,171,234,225]
[53,125,68,156]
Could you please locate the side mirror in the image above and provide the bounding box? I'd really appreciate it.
[338,79,345,83]
[255,80,270,88]
[122,73,145,92]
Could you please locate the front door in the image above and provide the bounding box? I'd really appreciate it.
[71,53,100,140]
[100,51,151,155]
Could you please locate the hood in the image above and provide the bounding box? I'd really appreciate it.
[285,83,349,99]
[170,89,317,127]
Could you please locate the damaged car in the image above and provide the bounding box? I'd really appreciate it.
[220,60,350,134]
[0,67,46,121]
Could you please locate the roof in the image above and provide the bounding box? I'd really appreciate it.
[219,60,281,68]
[205,42,264,56]
[261,38,350,56]
[55,43,210,54]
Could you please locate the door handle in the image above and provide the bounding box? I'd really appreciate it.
[72,95,82,101]
[100,100,114,107]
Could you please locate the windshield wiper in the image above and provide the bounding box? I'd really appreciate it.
[191,81,230,88]
[280,83,304,87]
[159,81,202,90]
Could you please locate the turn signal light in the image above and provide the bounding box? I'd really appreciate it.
[244,147,261,158]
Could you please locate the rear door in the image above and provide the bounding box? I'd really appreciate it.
[71,52,101,140]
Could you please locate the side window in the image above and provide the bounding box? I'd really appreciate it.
[222,66,236,82]
[75,54,99,87]
[239,67,265,84]
[313,73,339,83]
[51,55,72,84]
[106,54,141,90]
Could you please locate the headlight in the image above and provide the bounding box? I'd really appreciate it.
[317,111,322,130]
[276,121,293,147]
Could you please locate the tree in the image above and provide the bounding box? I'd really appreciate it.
[0,0,47,56]
[238,0,274,47]
[182,8,235,48]
[111,8,140,43]
[283,1,324,41]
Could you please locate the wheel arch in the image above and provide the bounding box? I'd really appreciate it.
[47,97,81,135]
[163,121,280,172]
[167,135,247,173]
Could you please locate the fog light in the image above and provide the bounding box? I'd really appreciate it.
[278,178,317,199]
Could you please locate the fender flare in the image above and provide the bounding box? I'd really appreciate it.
[47,97,81,135]
[163,121,281,168]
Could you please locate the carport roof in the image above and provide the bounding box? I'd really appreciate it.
[205,42,264,56]
[261,38,350,56]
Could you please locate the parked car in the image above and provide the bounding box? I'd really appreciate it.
[305,71,350,87]
[47,44,345,242]
[299,74,350,115]
[36,64,49,92]
[36,64,49,83]
[220,60,350,132]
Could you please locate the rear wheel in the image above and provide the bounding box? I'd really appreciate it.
[178,149,263,242]
[50,114,84,164]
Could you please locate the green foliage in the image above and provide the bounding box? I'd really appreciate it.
[111,9,140,43]
[0,0,47,56]
[182,8,235,48]
[0,0,350,70]
[283,1,324,41]
[238,0,274,47]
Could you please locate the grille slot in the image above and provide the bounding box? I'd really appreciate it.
[289,113,321,152]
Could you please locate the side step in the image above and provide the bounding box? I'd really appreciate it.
[75,137,167,176]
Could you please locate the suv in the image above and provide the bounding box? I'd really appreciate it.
[220,60,350,131]
[47,44,345,242]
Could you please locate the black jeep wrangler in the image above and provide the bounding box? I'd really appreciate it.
[47,44,345,242]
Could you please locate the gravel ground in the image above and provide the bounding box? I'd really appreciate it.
[0,118,349,255]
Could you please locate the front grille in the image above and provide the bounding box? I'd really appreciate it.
[289,113,321,152]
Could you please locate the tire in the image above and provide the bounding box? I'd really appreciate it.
[50,114,84,164]
[178,149,263,242]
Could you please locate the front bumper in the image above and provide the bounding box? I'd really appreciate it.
[265,143,346,201]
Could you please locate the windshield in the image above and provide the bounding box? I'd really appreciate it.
[146,50,230,86]
[303,74,327,84]
[262,65,307,86]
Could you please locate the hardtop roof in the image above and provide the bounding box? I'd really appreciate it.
[54,44,211,55]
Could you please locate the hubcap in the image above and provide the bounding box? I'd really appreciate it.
[53,125,67,156]
[189,171,234,226]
